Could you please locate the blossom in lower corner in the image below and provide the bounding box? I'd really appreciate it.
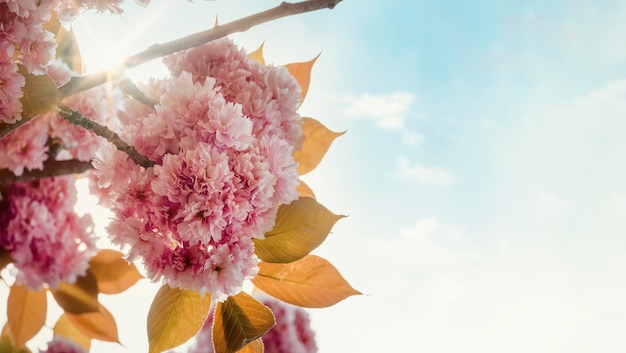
[39,337,86,353]
[186,295,317,353]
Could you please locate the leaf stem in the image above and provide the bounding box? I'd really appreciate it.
[57,104,155,168]
[58,0,343,98]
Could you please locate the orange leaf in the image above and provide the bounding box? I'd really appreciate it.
[7,284,47,349]
[254,197,344,263]
[88,249,143,294]
[252,255,361,308]
[294,117,345,175]
[213,292,274,353]
[54,315,91,351]
[66,304,119,343]
[51,272,99,314]
[248,42,265,65]
[284,54,320,103]
[43,11,61,35]
[296,179,315,199]
[147,285,212,353]
[237,338,263,353]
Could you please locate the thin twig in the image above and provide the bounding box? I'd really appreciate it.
[0,159,93,185]
[120,79,158,107]
[59,0,343,98]
[57,104,155,168]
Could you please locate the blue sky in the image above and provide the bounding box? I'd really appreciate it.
[3,0,626,352]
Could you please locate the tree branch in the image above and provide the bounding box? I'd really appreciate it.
[0,159,93,185]
[57,104,155,168]
[59,0,343,98]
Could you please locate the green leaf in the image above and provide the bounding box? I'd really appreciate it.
[254,197,344,263]
[147,285,212,353]
[88,249,143,294]
[212,292,275,353]
[0,334,13,353]
[252,255,361,308]
[7,284,47,349]
[294,117,345,175]
[17,65,61,120]
[51,272,99,314]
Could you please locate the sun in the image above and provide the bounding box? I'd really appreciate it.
[69,3,175,80]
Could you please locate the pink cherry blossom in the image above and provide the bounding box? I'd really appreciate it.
[0,116,49,176]
[40,336,87,353]
[186,295,317,353]
[0,45,25,124]
[93,39,303,300]
[261,296,317,353]
[0,176,97,289]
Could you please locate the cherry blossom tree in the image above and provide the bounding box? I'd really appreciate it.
[0,1,359,353]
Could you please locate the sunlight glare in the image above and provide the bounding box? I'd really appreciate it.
[71,2,176,77]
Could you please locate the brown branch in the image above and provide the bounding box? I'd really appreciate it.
[59,0,343,98]
[0,116,35,140]
[0,159,93,185]
[57,104,155,168]
[120,79,158,107]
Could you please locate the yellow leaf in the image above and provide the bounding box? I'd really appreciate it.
[252,255,361,308]
[294,117,345,175]
[295,179,315,199]
[17,65,61,120]
[254,197,344,263]
[43,11,61,36]
[51,272,99,314]
[248,42,265,65]
[237,338,263,353]
[147,285,212,353]
[55,25,83,73]
[284,54,320,103]
[88,249,143,294]
[54,315,91,351]
[66,304,119,343]
[7,284,47,349]
[213,292,274,353]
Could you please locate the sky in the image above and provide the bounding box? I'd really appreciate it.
[4,0,626,352]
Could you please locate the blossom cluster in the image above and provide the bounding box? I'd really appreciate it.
[186,296,317,353]
[0,59,117,177]
[39,336,86,353]
[91,38,302,300]
[0,58,113,289]
[0,0,143,123]
[0,176,96,289]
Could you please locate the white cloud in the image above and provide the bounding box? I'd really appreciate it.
[342,92,415,130]
[401,130,424,147]
[396,156,455,185]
